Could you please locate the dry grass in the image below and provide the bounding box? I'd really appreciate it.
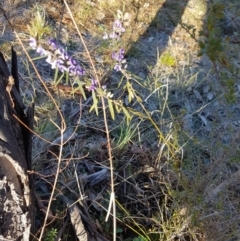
[1,0,240,240]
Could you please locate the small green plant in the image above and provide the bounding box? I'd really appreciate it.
[44,228,57,241]
[113,121,139,150]
[180,22,198,41]
[27,6,51,39]
[133,236,147,241]
[159,52,176,67]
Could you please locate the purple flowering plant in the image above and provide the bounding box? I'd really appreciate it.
[28,10,132,122]
[27,6,133,123]
[103,19,125,41]
[103,18,128,72]
[102,11,139,109]
[29,35,113,115]
[29,37,88,87]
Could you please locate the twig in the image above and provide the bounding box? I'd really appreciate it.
[63,2,117,240]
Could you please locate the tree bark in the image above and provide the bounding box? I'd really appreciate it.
[0,48,34,240]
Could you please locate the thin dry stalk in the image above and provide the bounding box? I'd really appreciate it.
[63,1,116,240]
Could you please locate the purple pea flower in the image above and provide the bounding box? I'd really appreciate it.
[113,19,125,33]
[75,65,85,76]
[112,48,126,72]
[69,64,85,77]
[103,19,126,40]
[69,66,76,75]
[59,48,70,61]
[48,39,58,50]
[58,63,68,72]
[109,19,125,40]
[68,57,77,66]
[112,48,125,61]
[114,63,122,71]
[109,32,121,40]
[31,37,85,77]
[50,58,60,69]
[36,45,48,56]
[46,54,52,64]
[86,79,97,91]
[29,37,37,49]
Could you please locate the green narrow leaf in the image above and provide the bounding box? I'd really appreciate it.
[90,91,99,115]
[76,79,86,99]
[122,106,131,119]
[89,104,95,113]
[55,72,65,85]
[122,106,131,125]
[126,82,134,103]
[115,103,121,113]
[117,75,125,88]
[108,98,115,120]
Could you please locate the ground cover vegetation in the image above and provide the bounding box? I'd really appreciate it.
[0,0,240,240]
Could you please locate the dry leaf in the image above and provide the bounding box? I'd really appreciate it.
[193,89,203,101]
[203,84,210,93]
[198,114,208,126]
[60,195,88,241]
[207,92,214,100]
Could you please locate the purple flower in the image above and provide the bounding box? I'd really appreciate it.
[68,57,77,66]
[112,49,124,61]
[109,19,125,40]
[69,66,76,75]
[50,58,60,69]
[29,37,37,49]
[114,63,122,71]
[47,40,85,76]
[48,39,58,50]
[109,32,121,40]
[69,64,85,77]
[46,54,62,70]
[31,37,85,77]
[112,48,125,61]
[103,19,126,40]
[86,79,97,91]
[59,48,70,61]
[75,65,85,76]
[111,48,126,72]
[36,45,48,56]
[58,63,68,72]
[113,19,125,33]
